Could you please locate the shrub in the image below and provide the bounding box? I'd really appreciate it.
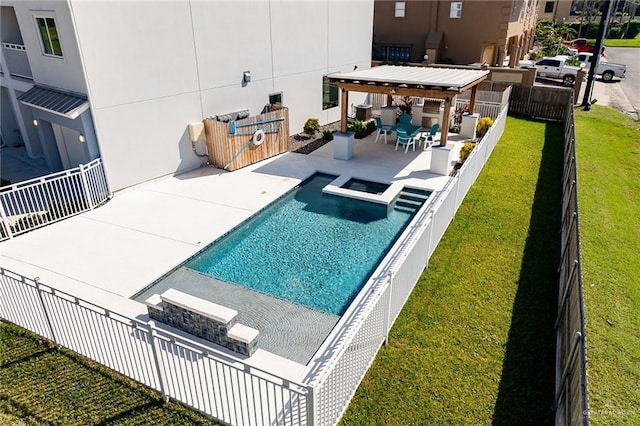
[322,130,334,141]
[397,96,413,115]
[450,104,470,133]
[459,142,475,164]
[528,50,544,60]
[348,119,376,139]
[476,117,494,138]
[303,118,321,136]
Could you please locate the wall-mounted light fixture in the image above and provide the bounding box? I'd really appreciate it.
[243,71,251,83]
[78,134,86,143]
[32,119,39,126]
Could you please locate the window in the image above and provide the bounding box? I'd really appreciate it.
[394,2,406,17]
[269,92,282,106]
[450,2,462,18]
[322,76,339,110]
[35,16,63,57]
[373,46,411,62]
[544,1,554,13]
[538,59,560,67]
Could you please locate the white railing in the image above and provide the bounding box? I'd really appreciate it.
[0,104,508,426]
[0,267,311,426]
[0,158,110,241]
[307,103,509,425]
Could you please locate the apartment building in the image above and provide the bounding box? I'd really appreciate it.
[372,0,537,67]
[1,1,373,191]
[538,0,574,23]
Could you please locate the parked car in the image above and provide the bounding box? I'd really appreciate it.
[518,57,583,86]
[569,52,626,81]
[562,38,604,55]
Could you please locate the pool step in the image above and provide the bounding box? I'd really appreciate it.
[394,189,431,213]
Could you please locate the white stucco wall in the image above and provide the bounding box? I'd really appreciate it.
[68,0,374,191]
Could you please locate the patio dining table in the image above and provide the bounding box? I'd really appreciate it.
[391,122,422,137]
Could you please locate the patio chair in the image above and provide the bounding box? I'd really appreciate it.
[398,113,412,125]
[395,128,416,153]
[419,123,440,150]
[374,116,393,144]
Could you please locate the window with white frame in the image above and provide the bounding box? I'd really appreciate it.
[450,2,463,18]
[395,2,406,17]
[35,16,63,57]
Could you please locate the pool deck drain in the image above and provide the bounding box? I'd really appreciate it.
[135,268,339,365]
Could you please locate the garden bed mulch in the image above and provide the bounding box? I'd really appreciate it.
[289,121,342,154]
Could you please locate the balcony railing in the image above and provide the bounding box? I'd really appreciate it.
[2,42,33,80]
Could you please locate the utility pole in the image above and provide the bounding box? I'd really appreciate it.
[581,0,614,110]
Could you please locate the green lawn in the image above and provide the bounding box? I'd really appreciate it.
[341,117,563,425]
[573,106,640,425]
[0,322,220,425]
[604,33,640,48]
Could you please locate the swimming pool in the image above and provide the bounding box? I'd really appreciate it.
[156,173,429,315]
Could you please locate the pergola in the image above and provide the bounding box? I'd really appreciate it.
[328,65,490,146]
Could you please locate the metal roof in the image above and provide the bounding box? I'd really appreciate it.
[18,86,89,119]
[329,65,489,91]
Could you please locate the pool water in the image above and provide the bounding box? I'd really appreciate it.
[185,173,423,315]
[341,178,390,195]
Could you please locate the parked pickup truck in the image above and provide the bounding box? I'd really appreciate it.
[566,52,626,81]
[518,57,582,86]
[562,38,604,55]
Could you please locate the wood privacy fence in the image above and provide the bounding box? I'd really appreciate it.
[204,108,290,172]
[508,85,573,122]
[553,94,589,425]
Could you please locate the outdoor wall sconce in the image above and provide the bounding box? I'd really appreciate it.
[32,119,39,126]
[78,134,86,143]
[243,71,251,83]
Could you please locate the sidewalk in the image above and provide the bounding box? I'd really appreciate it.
[578,76,638,119]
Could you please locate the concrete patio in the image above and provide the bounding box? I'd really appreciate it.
[0,130,467,370]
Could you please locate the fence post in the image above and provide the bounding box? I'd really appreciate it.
[148,320,170,402]
[78,164,93,210]
[384,272,393,345]
[33,277,58,346]
[0,198,13,239]
[78,163,95,210]
[305,384,315,426]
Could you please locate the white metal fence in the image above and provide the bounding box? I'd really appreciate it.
[0,268,311,426]
[0,158,110,241]
[307,103,508,425]
[0,104,508,426]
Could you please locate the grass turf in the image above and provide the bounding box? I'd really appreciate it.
[604,33,640,48]
[340,116,563,425]
[573,105,640,425]
[0,321,220,425]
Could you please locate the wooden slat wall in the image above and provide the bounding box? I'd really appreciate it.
[204,108,290,171]
[508,86,572,122]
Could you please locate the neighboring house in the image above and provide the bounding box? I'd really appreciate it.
[1,1,373,191]
[537,0,573,23]
[372,0,538,67]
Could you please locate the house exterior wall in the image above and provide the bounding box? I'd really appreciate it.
[538,0,574,23]
[3,1,373,191]
[373,0,537,65]
[9,0,87,94]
